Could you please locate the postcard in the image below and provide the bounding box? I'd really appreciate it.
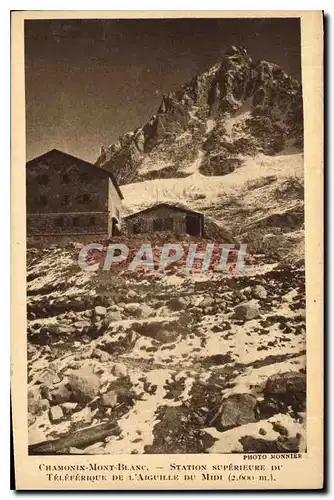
[11,10,323,490]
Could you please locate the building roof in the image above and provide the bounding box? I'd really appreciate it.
[124,202,204,220]
[26,149,124,200]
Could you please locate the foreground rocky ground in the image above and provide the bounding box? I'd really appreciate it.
[27,243,306,455]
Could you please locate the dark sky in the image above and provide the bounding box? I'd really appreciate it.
[25,18,301,163]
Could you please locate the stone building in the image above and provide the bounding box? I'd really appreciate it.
[124,203,204,237]
[26,149,123,244]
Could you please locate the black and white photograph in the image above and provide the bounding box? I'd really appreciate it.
[8,5,326,489]
[24,16,309,457]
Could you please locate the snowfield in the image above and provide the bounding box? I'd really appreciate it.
[121,153,304,214]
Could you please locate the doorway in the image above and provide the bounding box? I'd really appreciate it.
[186,214,201,236]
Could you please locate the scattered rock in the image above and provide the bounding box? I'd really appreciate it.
[277,435,300,452]
[60,402,78,416]
[198,296,215,308]
[265,371,306,396]
[104,310,122,324]
[132,320,182,344]
[101,390,118,408]
[240,435,279,453]
[233,291,246,302]
[272,421,289,436]
[253,285,267,299]
[68,367,101,403]
[95,306,107,317]
[257,398,284,418]
[51,382,72,404]
[49,405,64,423]
[127,290,137,299]
[123,303,153,319]
[217,393,257,430]
[234,300,260,320]
[28,386,43,415]
[71,406,93,425]
[92,348,112,363]
[73,320,91,332]
[47,324,74,337]
[113,363,127,378]
[203,353,233,366]
[168,296,189,311]
[37,368,61,389]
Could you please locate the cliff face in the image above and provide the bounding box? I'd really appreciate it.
[96,46,303,185]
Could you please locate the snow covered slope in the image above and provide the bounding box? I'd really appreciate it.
[121,152,304,262]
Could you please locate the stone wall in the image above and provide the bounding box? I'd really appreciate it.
[27,213,109,236]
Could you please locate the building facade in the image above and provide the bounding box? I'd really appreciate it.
[26,149,123,243]
[124,203,204,237]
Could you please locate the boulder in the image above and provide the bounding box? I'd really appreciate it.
[234,300,260,320]
[133,320,181,344]
[113,362,127,378]
[95,306,107,317]
[37,368,60,389]
[218,393,257,430]
[272,421,289,436]
[92,348,112,363]
[71,406,93,425]
[104,310,122,325]
[61,402,78,416]
[28,386,43,415]
[47,324,73,336]
[198,296,215,308]
[49,405,64,424]
[265,371,306,396]
[101,390,118,408]
[127,290,138,299]
[67,367,101,403]
[123,303,153,319]
[233,290,247,302]
[168,296,189,311]
[253,285,267,299]
[73,320,91,332]
[51,382,72,404]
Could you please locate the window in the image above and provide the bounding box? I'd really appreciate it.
[73,217,79,227]
[55,216,64,227]
[89,216,95,226]
[133,221,141,234]
[37,174,49,185]
[61,173,70,184]
[62,195,69,205]
[164,218,173,231]
[153,218,163,232]
[80,172,90,182]
[39,195,47,207]
[81,193,91,204]
[153,217,173,232]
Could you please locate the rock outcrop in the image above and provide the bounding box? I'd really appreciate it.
[96,45,303,185]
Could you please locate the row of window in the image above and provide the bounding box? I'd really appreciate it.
[37,193,93,207]
[36,172,91,186]
[55,216,96,228]
[133,217,174,234]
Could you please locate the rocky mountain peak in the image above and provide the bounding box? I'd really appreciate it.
[96,45,303,185]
